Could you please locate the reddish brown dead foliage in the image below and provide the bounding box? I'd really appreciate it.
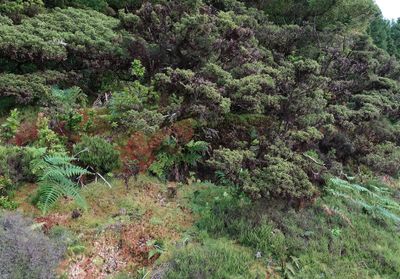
[120,119,195,173]
[13,121,38,146]
[35,213,69,233]
[120,130,168,172]
[170,119,195,144]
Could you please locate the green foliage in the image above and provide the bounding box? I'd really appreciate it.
[0,0,45,22]
[163,238,266,279]
[73,135,120,174]
[369,15,400,59]
[207,148,254,186]
[259,0,379,31]
[131,59,146,79]
[363,142,400,176]
[0,7,122,63]
[109,81,163,134]
[0,196,18,210]
[32,154,90,213]
[328,177,400,223]
[0,71,68,105]
[0,146,44,185]
[0,175,12,197]
[50,87,87,109]
[149,138,208,181]
[0,109,20,142]
[256,156,316,199]
[35,114,66,154]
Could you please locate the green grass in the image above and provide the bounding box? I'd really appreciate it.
[183,181,400,279]
[163,238,267,279]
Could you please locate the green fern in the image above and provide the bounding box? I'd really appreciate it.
[149,139,208,180]
[34,155,91,213]
[328,178,400,223]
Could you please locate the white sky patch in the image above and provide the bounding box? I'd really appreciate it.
[375,0,400,20]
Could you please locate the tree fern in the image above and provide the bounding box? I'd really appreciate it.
[34,155,90,213]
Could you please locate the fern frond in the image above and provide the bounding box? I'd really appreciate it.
[38,182,64,213]
[61,165,90,178]
[328,177,400,223]
[44,155,74,166]
[35,154,90,213]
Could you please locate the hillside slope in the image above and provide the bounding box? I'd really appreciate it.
[0,0,400,278]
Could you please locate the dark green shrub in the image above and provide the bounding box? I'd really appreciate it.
[0,146,43,186]
[363,142,400,176]
[108,81,163,134]
[0,212,66,279]
[255,157,316,199]
[207,148,254,183]
[74,135,120,174]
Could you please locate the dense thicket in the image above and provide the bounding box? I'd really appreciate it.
[1,0,400,204]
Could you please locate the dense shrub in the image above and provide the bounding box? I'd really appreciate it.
[255,157,316,200]
[206,148,254,185]
[109,81,163,134]
[74,135,120,174]
[0,212,65,279]
[0,146,43,185]
[363,142,400,176]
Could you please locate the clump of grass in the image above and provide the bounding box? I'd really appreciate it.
[163,238,266,279]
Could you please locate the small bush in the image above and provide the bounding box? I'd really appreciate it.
[255,156,316,199]
[0,212,65,279]
[0,195,18,210]
[74,135,120,174]
[0,108,20,142]
[108,81,162,134]
[0,146,43,185]
[35,114,66,154]
[207,148,254,185]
